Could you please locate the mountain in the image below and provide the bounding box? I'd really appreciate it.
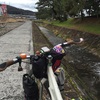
[0,4,36,15]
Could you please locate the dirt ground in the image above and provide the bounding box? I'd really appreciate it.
[0,17,25,23]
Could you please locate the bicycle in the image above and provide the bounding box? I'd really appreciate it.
[0,38,84,100]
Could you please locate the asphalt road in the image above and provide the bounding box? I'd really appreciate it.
[0,21,33,100]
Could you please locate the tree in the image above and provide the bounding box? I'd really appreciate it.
[36,0,100,20]
[65,0,85,19]
[51,0,68,21]
[92,0,100,18]
[36,0,68,21]
[36,0,52,19]
[85,0,100,17]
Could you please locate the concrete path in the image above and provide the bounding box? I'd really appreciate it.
[0,21,33,100]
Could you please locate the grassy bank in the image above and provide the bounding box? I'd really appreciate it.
[43,18,100,35]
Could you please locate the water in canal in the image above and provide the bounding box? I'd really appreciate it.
[65,45,100,100]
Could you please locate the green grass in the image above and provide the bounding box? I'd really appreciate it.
[77,24,100,34]
[51,18,74,27]
[45,18,100,35]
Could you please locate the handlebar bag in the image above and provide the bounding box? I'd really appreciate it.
[31,55,48,79]
[50,49,65,72]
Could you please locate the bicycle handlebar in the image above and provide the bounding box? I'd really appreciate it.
[0,59,18,71]
[57,38,84,47]
[0,38,84,72]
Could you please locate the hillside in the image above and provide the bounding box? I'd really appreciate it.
[0,4,36,15]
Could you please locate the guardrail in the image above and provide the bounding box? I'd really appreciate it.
[48,66,63,100]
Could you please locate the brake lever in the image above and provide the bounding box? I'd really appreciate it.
[16,57,23,71]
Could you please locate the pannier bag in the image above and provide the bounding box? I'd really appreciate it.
[50,45,65,72]
[23,74,39,100]
[31,55,48,79]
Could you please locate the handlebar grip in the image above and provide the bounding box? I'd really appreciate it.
[61,38,84,47]
[0,60,17,72]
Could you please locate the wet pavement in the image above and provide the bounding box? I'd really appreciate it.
[39,26,100,100]
[0,21,33,100]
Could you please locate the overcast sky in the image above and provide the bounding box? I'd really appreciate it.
[0,0,39,12]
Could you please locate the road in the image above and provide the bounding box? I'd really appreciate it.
[0,21,33,100]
